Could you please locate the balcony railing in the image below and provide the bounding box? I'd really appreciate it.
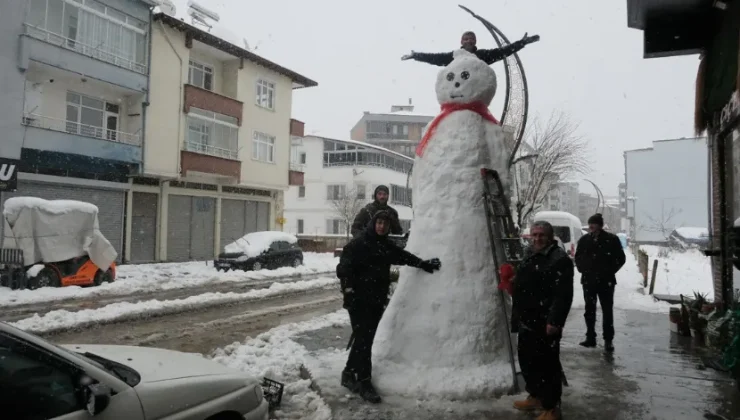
[23,24,147,74]
[289,162,305,172]
[22,113,141,146]
[184,141,238,160]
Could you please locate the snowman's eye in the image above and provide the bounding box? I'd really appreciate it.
[446,72,455,81]
[461,71,470,80]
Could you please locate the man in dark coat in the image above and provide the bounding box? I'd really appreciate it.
[351,185,402,238]
[400,31,538,66]
[511,221,573,420]
[336,210,441,403]
[574,213,626,352]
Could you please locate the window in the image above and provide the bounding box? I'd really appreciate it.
[326,184,346,200]
[26,0,148,73]
[552,226,571,243]
[326,219,346,235]
[188,60,214,90]
[186,107,238,159]
[255,79,275,110]
[65,91,119,140]
[0,333,83,418]
[355,183,366,200]
[252,132,275,163]
[399,220,412,232]
[297,219,304,234]
[390,184,412,207]
[300,152,306,164]
[298,186,306,198]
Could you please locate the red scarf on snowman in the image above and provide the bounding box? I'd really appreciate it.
[415,101,500,157]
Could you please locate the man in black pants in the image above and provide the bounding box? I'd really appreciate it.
[336,210,441,403]
[512,221,573,420]
[574,213,626,352]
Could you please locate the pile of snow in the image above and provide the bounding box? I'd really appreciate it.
[639,245,713,300]
[0,253,338,307]
[210,312,346,420]
[12,276,339,334]
[224,231,298,256]
[674,227,709,240]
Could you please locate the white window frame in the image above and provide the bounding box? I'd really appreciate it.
[298,185,306,199]
[185,107,239,160]
[299,152,306,164]
[188,59,214,91]
[326,218,346,235]
[255,79,275,110]
[326,184,346,200]
[297,219,304,234]
[252,131,276,163]
[355,183,366,200]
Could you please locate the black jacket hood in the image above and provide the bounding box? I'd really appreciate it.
[373,185,390,202]
[366,210,392,238]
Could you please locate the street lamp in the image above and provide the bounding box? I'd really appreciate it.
[583,179,605,214]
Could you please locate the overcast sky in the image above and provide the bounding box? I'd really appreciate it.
[170,0,699,196]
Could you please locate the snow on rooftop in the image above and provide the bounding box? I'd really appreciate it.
[224,231,298,256]
[3,197,98,218]
[308,135,414,162]
[674,227,709,240]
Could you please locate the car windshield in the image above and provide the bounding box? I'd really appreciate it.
[55,345,141,387]
[552,226,571,243]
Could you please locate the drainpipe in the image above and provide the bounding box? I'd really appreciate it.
[707,135,713,242]
[139,8,154,175]
[159,20,184,174]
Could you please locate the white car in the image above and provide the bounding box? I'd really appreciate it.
[0,322,269,420]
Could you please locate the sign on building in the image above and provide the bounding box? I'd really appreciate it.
[0,158,18,191]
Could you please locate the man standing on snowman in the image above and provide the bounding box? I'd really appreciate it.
[401,31,539,66]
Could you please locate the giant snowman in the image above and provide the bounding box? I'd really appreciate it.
[372,49,513,400]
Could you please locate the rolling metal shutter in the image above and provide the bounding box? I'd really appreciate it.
[256,201,270,231]
[1,181,125,262]
[220,199,246,250]
[166,194,215,261]
[130,192,157,263]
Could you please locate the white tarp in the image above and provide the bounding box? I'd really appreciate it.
[2,197,117,269]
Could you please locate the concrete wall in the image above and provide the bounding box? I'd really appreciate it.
[0,0,28,160]
[284,136,414,235]
[625,138,709,242]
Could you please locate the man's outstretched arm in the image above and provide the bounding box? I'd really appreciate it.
[477,33,539,65]
[401,51,454,67]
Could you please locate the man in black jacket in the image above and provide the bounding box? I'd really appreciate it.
[351,185,402,238]
[337,210,440,403]
[400,31,538,66]
[511,221,573,420]
[574,213,626,352]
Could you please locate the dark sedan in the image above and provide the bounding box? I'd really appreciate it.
[214,237,303,272]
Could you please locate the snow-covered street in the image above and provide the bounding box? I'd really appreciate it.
[196,250,738,420]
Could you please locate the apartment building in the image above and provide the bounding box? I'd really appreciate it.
[0,0,156,260]
[129,12,317,262]
[545,182,580,215]
[284,136,414,236]
[349,102,434,158]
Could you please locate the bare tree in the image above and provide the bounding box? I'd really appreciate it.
[330,187,366,238]
[644,206,683,240]
[511,110,591,227]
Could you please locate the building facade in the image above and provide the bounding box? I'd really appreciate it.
[128,13,316,262]
[545,182,580,215]
[623,138,709,243]
[284,136,414,236]
[0,0,156,262]
[349,102,434,158]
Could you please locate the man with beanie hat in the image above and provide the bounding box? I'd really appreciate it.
[337,210,441,403]
[351,185,403,238]
[574,213,626,352]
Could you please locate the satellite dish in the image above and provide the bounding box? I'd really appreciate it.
[187,0,220,21]
[159,0,176,16]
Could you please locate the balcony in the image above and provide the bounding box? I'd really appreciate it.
[19,25,148,92]
[181,149,241,179]
[21,113,142,164]
[289,162,305,186]
[184,85,243,124]
[290,119,305,137]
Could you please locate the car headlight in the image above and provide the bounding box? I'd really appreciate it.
[254,384,264,402]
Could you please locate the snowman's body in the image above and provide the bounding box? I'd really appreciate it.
[372,50,513,399]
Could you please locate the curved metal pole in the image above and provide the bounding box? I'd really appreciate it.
[458,5,532,168]
[583,179,604,215]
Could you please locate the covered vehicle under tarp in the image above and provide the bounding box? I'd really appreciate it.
[2,197,117,270]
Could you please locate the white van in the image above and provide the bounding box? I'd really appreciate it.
[532,211,584,259]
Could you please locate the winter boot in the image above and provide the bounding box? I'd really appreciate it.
[512,395,542,411]
[341,369,359,392]
[579,337,597,348]
[536,407,562,420]
[604,340,615,353]
[357,379,382,403]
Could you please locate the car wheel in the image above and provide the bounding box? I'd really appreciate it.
[292,258,302,267]
[252,261,262,271]
[93,270,104,286]
[103,269,114,283]
[30,267,61,289]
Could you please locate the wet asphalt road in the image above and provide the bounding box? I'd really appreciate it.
[294,307,740,420]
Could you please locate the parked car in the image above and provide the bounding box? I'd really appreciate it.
[215,231,303,272]
[0,321,269,420]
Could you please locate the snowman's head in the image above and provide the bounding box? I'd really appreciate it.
[435,49,497,106]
